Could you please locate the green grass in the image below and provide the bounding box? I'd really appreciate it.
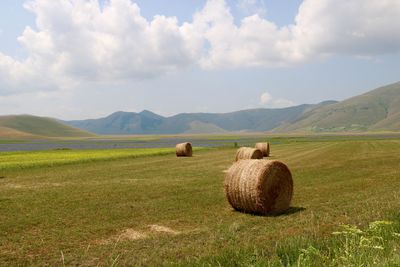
[0,138,399,266]
[186,216,400,266]
[0,148,189,170]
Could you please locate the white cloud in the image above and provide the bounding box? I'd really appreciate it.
[290,0,400,59]
[0,0,197,95]
[1,0,400,95]
[260,91,294,108]
[260,92,272,104]
[191,0,400,68]
[236,0,266,17]
[186,0,292,69]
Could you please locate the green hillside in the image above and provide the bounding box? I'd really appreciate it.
[0,115,94,138]
[276,82,400,132]
[184,121,227,134]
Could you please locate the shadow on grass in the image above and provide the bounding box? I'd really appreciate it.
[268,207,306,217]
[232,206,306,217]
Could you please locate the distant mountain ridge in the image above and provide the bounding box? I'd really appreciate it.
[1,82,399,137]
[66,102,336,135]
[66,82,400,134]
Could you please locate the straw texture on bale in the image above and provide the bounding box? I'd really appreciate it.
[224,160,293,215]
[175,142,193,157]
[255,142,270,157]
[235,147,263,161]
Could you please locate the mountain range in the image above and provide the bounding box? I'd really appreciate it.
[66,101,336,135]
[66,82,400,134]
[0,81,399,138]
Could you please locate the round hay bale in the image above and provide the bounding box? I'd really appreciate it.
[255,142,270,157]
[176,142,193,157]
[224,160,293,215]
[235,147,263,161]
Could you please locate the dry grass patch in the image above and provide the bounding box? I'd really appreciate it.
[149,224,181,235]
[98,225,181,245]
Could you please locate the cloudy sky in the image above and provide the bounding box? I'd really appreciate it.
[0,0,399,120]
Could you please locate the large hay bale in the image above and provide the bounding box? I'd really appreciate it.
[235,147,263,161]
[255,142,270,157]
[176,142,193,157]
[224,160,293,215]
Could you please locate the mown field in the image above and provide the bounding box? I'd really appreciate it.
[0,137,399,266]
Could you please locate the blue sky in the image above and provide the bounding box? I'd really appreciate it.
[0,0,399,119]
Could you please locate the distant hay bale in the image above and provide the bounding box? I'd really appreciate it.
[235,147,263,161]
[224,160,293,215]
[255,142,270,157]
[176,142,193,157]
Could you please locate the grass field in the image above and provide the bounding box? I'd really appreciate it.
[0,148,180,170]
[0,137,399,266]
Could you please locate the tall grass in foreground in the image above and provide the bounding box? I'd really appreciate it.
[295,219,400,266]
[188,215,400,266]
